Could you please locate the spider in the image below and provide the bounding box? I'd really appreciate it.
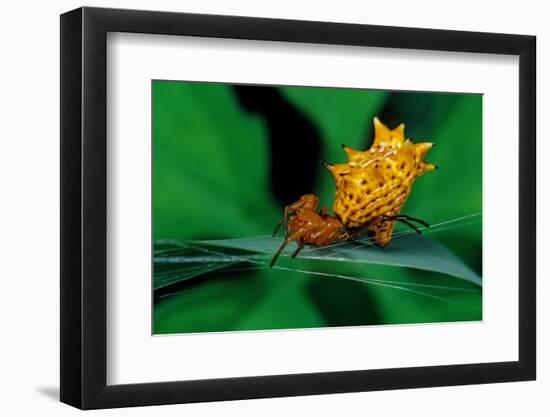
[269,118,436,267]
[270,193,429,267]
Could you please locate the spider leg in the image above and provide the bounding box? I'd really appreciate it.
[270,238,292,268]
[346,224,371,241]
[291,243,305,259]
[396,218,422,234]
[395,214,430,228]
[383,215,423,234]
[272,216,285,237]
[272,207,297,237]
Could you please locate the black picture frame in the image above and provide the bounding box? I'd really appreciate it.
[60,6,536,410]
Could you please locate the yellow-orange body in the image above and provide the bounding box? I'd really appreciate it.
[325,117,436,246]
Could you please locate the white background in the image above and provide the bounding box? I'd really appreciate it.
[0,0,546,416]
[108,34,518,384]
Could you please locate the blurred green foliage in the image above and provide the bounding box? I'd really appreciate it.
[152,81,482,334]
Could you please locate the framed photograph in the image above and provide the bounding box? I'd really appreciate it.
[60,6,536,409]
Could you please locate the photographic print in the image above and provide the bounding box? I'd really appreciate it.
[152,81,482,335]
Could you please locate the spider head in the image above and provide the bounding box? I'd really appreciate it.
[295,194,320,211]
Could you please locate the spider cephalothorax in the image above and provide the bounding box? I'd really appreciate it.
[270,117,436,267]
[270,194,349,267]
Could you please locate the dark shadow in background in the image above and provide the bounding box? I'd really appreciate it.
[233,85,322,205]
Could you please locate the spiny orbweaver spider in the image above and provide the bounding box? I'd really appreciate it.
[270,117,436,267]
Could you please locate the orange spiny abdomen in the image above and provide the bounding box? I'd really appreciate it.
[325,117,436,246]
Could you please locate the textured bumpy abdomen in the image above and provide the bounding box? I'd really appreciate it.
[325,117,436,246]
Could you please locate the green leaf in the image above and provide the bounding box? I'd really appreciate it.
[153,81,279,239]
[155,231,481,287]
[153,268,324,334]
